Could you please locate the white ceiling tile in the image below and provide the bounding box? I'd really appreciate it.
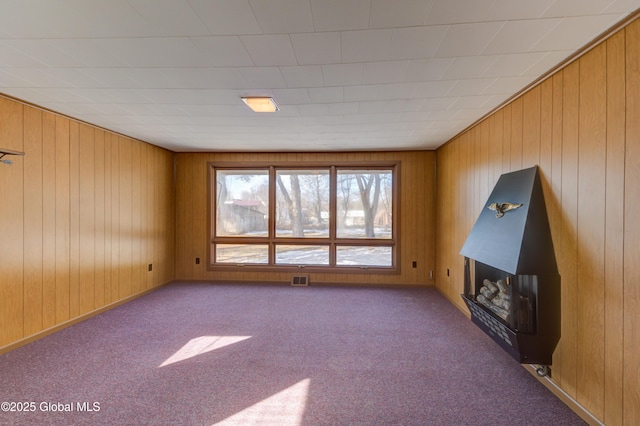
[128,0,210,36]
[387,26,449,60]
[442,56,500,79]
[482,19,562,55]
[298,103,331,116]
[238,67,287,89]
[17,68,102,88]
[43,39,132,68]
[403,58,453,82]
[369,0,434,28]
[291,32,342,65]
[270,88,312,104]
[321,63,364,86]
[447,78,497,96]
[93,69,172,89]
[308,87,344,103]
[362,61,409,84]
[249,0,314,33]
[0,43,49,67]
[187,0,262,35]
[0,40,87,68]
[434,22,504,58]
[542,0,619,17]
[310,0,371,31]
[451,94,496,109]
[0,70,31,87]
[92,38,211,68]
[482,52,549,77]
[376,81,456,99]
[0,0,152,38]
[419,97,458,111]
[425,0,497,25]
[604,0,640,13]
[240,34,298,66]
[190,37,255,66]
[280,65,324,88]
[157,68,250,89]
[329,102,359,115]
[343,85,383,102]
[532,14,624,51]
[341,29,395,62]
[484,0,557,20]
[359,99,425,114]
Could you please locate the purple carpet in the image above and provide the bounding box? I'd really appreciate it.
[0,282,585,425]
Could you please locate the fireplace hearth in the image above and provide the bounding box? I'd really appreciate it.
[460,166,560,367]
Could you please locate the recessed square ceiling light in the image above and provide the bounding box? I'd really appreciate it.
[241,97,279,113]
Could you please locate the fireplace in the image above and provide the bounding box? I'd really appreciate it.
[460,166,560,367]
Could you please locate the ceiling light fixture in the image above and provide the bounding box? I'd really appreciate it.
[241,97,279,113]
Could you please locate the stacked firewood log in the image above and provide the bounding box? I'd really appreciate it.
[476,278,511,322]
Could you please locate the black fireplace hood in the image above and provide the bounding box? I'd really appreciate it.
[460,166,557,276]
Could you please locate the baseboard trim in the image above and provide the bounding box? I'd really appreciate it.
[0,282,172,356]
[523,364,603,426]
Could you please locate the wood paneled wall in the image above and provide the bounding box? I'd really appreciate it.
[174,151,435,286]
[435,18,640,425]
[0,96,175,351]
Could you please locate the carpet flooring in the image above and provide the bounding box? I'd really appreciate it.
[0,282,585,425]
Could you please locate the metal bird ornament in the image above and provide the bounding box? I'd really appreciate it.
[487,202,522,218]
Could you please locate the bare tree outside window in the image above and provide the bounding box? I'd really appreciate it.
[276,170,330,238]
[337,170,392,239]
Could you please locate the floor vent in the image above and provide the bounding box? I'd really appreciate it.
[291,275,309,286]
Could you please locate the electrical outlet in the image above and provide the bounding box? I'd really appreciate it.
[412,261,417,268]
[196,257,200,264]
[148,264,153,272]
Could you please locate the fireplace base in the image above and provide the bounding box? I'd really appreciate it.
[462,295,553,365]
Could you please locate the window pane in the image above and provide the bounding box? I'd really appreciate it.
[215,244,269,264]
[276,170,330,238]
[336,170,393,239]
[216,170,269,237]
[336,246,392,267]
[275,245,329,265]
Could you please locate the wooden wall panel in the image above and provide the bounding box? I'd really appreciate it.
[118,136,133,299]
[510,98,523,171]
[94,129,105,308]
[522,86,541,168]
[0,94,175,354]
[557,61,580,397]
[79,123,95,315]
[42,111,57,329]
[0,98,24,347]
[69,121,80,318]
[624,18,640,426]
[576,43,607,418]
[109,132,120,305]
[604,29,625,426]
[435,16,640,425]
[54,115,70,324]
[23,106,43,336]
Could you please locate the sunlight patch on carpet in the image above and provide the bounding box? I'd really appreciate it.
[213,378,311,426]
[160,336,251,367]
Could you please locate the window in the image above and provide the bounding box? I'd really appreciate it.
[210,163,397,272]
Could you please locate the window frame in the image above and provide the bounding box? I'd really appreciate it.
[208,161,400,274]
